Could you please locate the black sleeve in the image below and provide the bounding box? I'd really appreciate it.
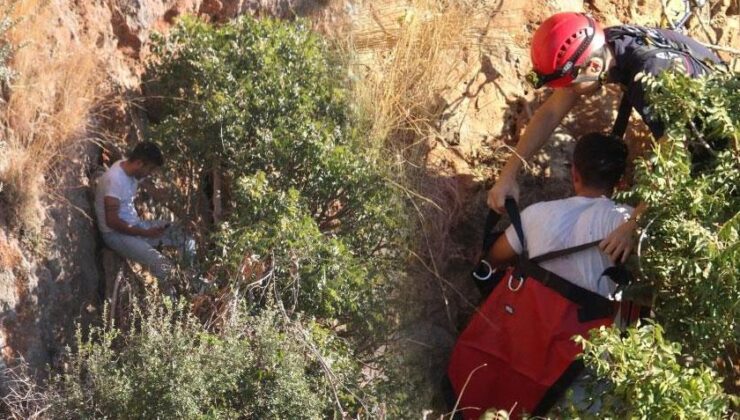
[626,53,683,139]
[627,80,665,139]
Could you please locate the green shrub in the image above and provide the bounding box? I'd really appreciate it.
[564,69,738,417]
[631,69,739,363]
[146,16,406,341]
[561,323,728,419]
[41,300,375,419]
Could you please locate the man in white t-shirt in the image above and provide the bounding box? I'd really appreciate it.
[95,142,195,295]
[487,132,633,298]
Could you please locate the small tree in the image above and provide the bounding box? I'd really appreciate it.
[146,16,406,341]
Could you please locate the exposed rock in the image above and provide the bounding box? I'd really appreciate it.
[0,0,737,407]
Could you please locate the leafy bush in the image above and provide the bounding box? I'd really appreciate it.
[561,323,728,418]
[631,69,739,363]
[146,16,406,339]
[564,69,738,416]
[36,300,377,419]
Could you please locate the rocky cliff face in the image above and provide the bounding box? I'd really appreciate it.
[0,0,334,376]
[0,0,737,387]
[344,0,739,392]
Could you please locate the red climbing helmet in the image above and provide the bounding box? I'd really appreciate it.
[528,12,606,88]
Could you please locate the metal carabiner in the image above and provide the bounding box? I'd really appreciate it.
[507,274,524,292]
[472,260,494,281]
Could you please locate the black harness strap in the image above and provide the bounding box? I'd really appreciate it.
[505,198,605,265]
[504,199,620,322]
[517,258,616,322]
[531,239,603,264]
[505,198,527,259]
[481,210,502,252]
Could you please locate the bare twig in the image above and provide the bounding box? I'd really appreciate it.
[698,42,740,56]
[447,363,487,419]
[272,279,356,417]
[1,358,53,419]
[688,4,717,45]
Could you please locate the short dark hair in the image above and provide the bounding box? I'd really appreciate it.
[573,133,628,192]
[128,142,164,167]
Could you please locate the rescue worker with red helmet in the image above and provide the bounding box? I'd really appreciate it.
[487,12,721,263]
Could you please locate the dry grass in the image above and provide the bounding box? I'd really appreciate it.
[346,0,499,276]
[350,0,477,147]
[347,0,482,270]
[0,233,21,270]
[0,0,102,234]
[346,4,492,405]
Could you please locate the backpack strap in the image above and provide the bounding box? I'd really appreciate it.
[504,197,528,259]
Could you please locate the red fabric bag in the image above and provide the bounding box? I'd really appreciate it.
[447,266,616,419]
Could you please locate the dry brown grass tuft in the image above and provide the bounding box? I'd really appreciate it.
[350,0,477,147]
[0,0,102,234]
[347,1,493,268]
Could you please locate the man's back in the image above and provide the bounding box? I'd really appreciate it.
[504,196,633,297]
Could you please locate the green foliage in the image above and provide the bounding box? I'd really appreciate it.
[43,300,375,419]
[562,323,728,419]
[566,69,738,417]
[146,16,406,339]
[630,70,739,362]
[217,174,399,337]
[124,16,415,418]
[642,67,739,142]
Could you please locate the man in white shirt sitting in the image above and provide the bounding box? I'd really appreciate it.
[487,132,633,298]
[95,142,195,296]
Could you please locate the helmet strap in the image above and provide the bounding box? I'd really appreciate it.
[571,47,609,87]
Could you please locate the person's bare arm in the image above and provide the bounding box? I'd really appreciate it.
[600,202,647,263]
[488,88,580,212]
[486,233,518,267]
[104,196,163,238]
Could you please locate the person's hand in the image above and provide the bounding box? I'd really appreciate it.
[144,226,167,238]
[600,219,638,264]
[487,177,520,214]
